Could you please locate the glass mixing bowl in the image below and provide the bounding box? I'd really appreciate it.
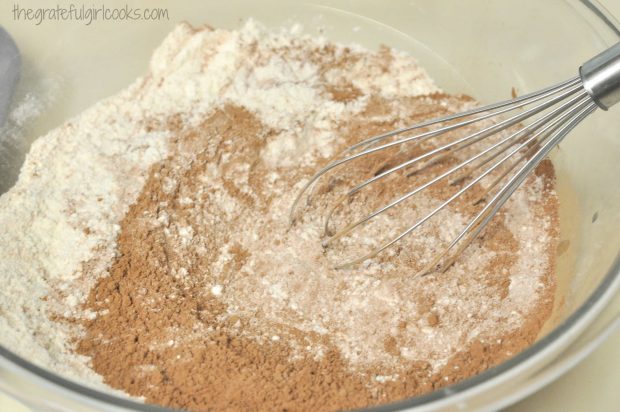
[0,1,619,411]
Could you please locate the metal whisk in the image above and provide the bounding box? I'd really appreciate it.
[290,43,620,275]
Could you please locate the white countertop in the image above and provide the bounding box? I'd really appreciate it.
[1,1,619,411]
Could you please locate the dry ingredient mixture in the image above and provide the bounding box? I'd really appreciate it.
[0,21,559,411]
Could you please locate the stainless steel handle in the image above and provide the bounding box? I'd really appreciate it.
[580,42,620,110]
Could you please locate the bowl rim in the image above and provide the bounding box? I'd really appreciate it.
[0,0,619,411]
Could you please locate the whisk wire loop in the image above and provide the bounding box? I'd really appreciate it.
[288,77,582,225]
[289,59,614,272]
[330,94,595,270]
[322,90,591,250]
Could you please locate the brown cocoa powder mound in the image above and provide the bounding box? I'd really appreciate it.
[74,106,375,411]
[73,96,558,411]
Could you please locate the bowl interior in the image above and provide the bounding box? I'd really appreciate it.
[1,0,619,410]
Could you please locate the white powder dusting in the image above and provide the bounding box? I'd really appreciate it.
[211,284,223,296]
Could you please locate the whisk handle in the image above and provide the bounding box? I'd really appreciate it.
[580,42,620,110]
